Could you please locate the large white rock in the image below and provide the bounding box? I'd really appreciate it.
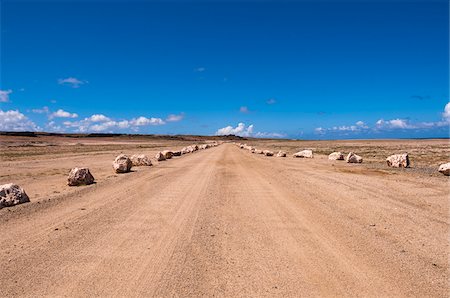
[328,152,344,160]
[276,151,287,157]
[113,154,132,173]
[346,152,363,163]
[67,167,95,186]
[155,152,166,161]
[386,154,410,168]
[130,154,152,166]
[438,162,450,176]
[0,183,30,209]
[162,150,173,159]
[293,150,313,158]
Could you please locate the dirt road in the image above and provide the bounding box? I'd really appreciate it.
[0,144,448,297]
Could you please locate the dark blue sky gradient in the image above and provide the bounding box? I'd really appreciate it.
[1,0,448,138]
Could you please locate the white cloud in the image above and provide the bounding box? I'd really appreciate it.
[375,118,416,129]
[194,67,206,72]
[0,110,39,131]
[58,77,87,88]
[356,121,368,128]
[239,106,249,113]
[130,116,165,126]
[50,109,78,119]
[216,122,253,137]
[166,113,184,122]
[62,114,165,132]
[442,102,450,122]
[0,89,12,102]
[46,121,64,132]
[215,122,284,138]
[89,114,111,122]
[266,98,276,105]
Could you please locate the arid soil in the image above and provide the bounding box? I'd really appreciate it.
[0,136,448,297]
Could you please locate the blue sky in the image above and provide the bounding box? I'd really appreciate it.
[0,0,448,139]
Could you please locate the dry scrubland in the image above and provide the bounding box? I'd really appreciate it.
[242,138,450,177]
[0,135,449,297]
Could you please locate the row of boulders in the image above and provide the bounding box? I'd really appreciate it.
[1,142,221,209]
[113,142,219,174]
[235,143,449,175]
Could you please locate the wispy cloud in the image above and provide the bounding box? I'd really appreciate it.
[0,109,39,131]
[239,106,249,113]
[50,109,78,119]
[32,106,50,114]
[266,98,276,105]
[194,67,206,72]
[166,113,185,122]
[0,89,12,102]
[58,77,87,88]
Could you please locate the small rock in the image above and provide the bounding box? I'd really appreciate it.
[0,184,30,209]
[293,150,313,158]
[67,167,95,186]
[438,162,450,176]
[161,150,173,159]
[346,152,363,163]
[328,152,344,160]
[276,151,287,157]
[263,150,274,156]
[155,152,166,161]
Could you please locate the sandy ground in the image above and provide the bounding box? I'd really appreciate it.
[0,140,448,297]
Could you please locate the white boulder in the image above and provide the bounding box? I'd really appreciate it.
[67,167,95,186]
[328,152,344,160]
[162,150,174,159]
[276,151,287,157]
[438,163,450,176]
[346,152,363,163]
[293,150,313,158]
[130,154,152,166]
[113,154,132,173]
[0,183,30,209]
[386,154,410,168]
[263,150,274,156]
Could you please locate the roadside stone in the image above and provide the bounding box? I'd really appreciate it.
[438,162,450,176]
[386,153,410,168]
[293,150,313,158]
[0,183,30,209]
[328,152,344,160]
[346,152,363,163]
[67,167,95,186]
[113,154,132,173]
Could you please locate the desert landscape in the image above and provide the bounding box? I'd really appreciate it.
[0,134,448,297]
